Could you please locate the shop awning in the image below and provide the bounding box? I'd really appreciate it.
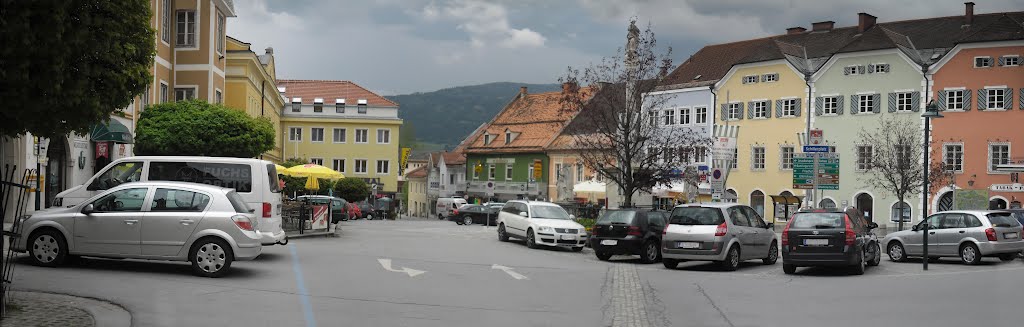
[90,120,134,144]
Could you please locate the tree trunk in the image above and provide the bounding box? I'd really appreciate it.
[897,195,905,231]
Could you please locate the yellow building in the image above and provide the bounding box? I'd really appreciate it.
[716,47,808,223]
[278,80,402,194]
[224,36,284,163]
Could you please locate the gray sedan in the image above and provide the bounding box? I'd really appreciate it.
[883,210,1024,265]
[13,181,262,277]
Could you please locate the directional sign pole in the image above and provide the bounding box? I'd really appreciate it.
[813,153,819,208]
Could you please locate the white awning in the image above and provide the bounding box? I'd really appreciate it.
[573,180,607,193]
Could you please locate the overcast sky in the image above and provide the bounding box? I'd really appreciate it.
[227,0,1023,95]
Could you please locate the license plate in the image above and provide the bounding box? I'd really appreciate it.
[600,240,618,246]
[678,242,700,249]
[1005,232,1018,239]
[560,235,576,240]
[804,238,829,246]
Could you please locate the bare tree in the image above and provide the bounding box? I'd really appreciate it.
[857,116,948,230]
[559,20,709,207]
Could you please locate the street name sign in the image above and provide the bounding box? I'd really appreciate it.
[803,145,830,153]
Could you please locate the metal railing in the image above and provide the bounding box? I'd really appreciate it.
[2,165,32,317]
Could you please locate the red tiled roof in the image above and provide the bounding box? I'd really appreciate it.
[661,37,776,87]
[405,165,428,178]
[441,151,465,165]
[276,79,398,107]
[465,88,593,154]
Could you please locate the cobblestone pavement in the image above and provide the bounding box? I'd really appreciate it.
[608,264,652,327]
[3,292,95,327]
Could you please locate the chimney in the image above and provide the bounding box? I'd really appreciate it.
[965,2,975,25]
[265,47,274,55]
[786,27,807,35]
[811,21,835,32]
[519,86,528,99]
[858,13,877,33]
[561,82,577,93]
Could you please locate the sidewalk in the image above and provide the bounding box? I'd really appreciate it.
[3,291,131,327]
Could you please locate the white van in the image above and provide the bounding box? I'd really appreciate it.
[435,197,468,220]
[53,156,287,245]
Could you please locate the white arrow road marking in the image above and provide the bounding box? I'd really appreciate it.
[492,264,529,280]
[377,258,426,277]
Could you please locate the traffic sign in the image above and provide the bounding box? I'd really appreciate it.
[803,145,830,153]
[793,153,839,190]
[710,168,724,193]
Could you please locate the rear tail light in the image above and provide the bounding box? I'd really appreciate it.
[232,215,256,231]
[262,202,272,218]
[714,222,727,237]
[985,228,997,241]
[663,223,670,235]
[844,215,855,246]
[781,218,794,246]
[453,209,459,215]
[627,226,642,236]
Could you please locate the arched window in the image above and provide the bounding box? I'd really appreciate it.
[890,202,911,223]
[937,192,953,212]
[750,190,765,217]
[819,198,836,209]
[990,198,1007,210]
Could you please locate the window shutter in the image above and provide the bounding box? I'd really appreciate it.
[720,104,728,121]
[937,90,948,110]
[911,91,921,112]
[859,65,866,74]
[849,95,858,115]
[998,56,1006,66]
[977,89,987,110]
[1005,88,1014,110]
[867,64,876,73]
[765,99,772,119]
[747,101,755,119]
[843,67,851,75]
[795,99,802,117]
[737,102,745,120]
[775,99,784,118]
[872,94,881,113]
[1020,88,1023,110]
[836,96,845,115]
[888,93,898,113]
[962,90,972,111]
[761,75,767,82]
[814,96,824,116]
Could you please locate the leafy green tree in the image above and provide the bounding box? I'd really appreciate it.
[282,158,307,168]
[334,178,370,203]
[318,178,337,194]
[135,100,275,157]
[0,0,155,137]
[281,175,306,196]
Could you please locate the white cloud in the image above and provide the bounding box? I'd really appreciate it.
[421,0,547,49]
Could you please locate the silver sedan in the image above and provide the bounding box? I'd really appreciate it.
[13,181,262,277]
[883,210,1024,265]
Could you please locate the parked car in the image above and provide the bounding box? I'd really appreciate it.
[436,197,468,220]
[346,203,362,220]
[484,202,506,211]
[497,200,588,251]
[296,195,348,223]
[883,210,1024,265]
[14,182,262,277]
[356,201,375,219]
[51,156,286,246]
[661,203,778,271]
[591,209,668,263]
[781,207,881,275]
[449,204,499,225]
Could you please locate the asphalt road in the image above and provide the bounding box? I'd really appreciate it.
[8,218,1024,327]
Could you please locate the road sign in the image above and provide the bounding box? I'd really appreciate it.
[533,161,543,180]
[803,145,830,153]
[793,153,839,190]
[485,181,495,197]
[710,168,725,193]
[809,129,823,145]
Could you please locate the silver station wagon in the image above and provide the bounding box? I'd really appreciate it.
[883,210,1024,265]
[14,182,262,277]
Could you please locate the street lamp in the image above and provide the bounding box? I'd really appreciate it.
[921,100,943,271]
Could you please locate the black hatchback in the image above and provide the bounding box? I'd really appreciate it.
[591,209,668,263]
[782,207,881,275]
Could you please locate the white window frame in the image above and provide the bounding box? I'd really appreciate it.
[896,92,914,112]
[857,94,874,114]
[946,89,965,111]
[752,101,768,119]
[488,164,495,180]
[376,160,390,175]
[354,159,368,174]
[943,143,964,173]
[175,10,197,48]
[823,96,838,115]
[376,129,391,144]
[728,103,741,120]
[333,128,346,143]
[310,158,324,166]
[505,165,513,181]
[214,89,223,104]
[679,107,691,125]
[988,142,1011,174]
[215,11,225,55]
[159,82,168,103]
[141,85,151,109]
[1002,55,1020,67]
[332,159,346,173]
[743,75,758,84]
[161,0,171,45]
[844,65,864,75]
[288,127,302,142]
[974,56,993,68]
[780,146,794,170]
[310,127,325,143]
[663,109,675,125]
[762,73,778,83]
[291,99,302,112]
[174,86,197,101]
[856,145,873,172]
[986,88,1006,110]
[873,63,891,73]
[751,146,766,171]
[695,106,708,124]
[782,99,798,117]
[355,129,369,144]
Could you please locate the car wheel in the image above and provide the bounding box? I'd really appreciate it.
[366,214,374,220]
[662,258,679,269]
[852,248,866,275]
[189,238,234,278]
[783,264,796,274]
[960,243,981,265]
[463,216,474,226]
[526,229,538,249]
[640,241,659,264]
[572,247,583,252]
[887,242,906,262]
[498,224,509,242]
[719,246,740,271]
[868,242,881,266]
[28,229,68,267]
[998,253,1016,262]
[762,241,778,265]
[596,252,612,261]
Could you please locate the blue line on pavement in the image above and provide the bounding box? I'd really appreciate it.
[290,244,317,327]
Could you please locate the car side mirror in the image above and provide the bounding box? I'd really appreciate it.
[867,222,879,229]
[81,204,95,215]
[911,225,919,232]
[518,211,528,217]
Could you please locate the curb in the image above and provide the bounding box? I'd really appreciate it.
[10,290,132,327]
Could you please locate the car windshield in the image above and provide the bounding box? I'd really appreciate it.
[987,213,1022,227]
[226,191,251,214]
[597,210,636,224]
[531,206,570,219]
[669,207,725,225]
[789,213,845,229]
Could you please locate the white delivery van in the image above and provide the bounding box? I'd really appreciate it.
[54,156,287,245]
[435,197,468,220]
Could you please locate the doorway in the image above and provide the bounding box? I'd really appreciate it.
[45,138,68,208]
[750,190,765,218]
[856,193,874,222]
[937,192,953,212]
[990,198,1007,210]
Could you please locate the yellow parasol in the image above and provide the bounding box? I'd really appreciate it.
[274,164,289,174]
[283,164,345,179]
[304,176,320,191]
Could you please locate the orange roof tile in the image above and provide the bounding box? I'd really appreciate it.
[405,165,428,178]
[277,79,398,107]
[465,88,592,154]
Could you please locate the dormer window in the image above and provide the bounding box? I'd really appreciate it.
[313,98,324,113]
[504,129,518,145]
[357,99,368,114]
[335,99,346,113]
[484,134,494,145]
[291,97,302,112]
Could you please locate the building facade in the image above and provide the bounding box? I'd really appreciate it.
[404,165,429,217]
[225,37,285,163]
[425,151,468,214]
[277,79,402,194]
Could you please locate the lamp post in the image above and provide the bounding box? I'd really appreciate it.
[921,100,943,271]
